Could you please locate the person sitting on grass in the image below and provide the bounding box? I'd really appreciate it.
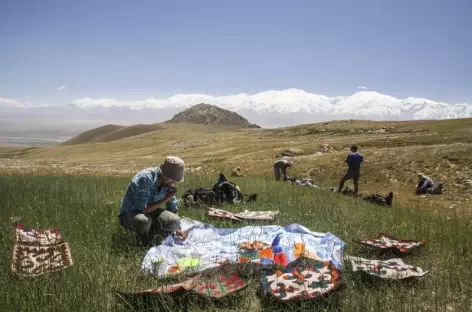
[416,173,433,194]
[337,144,364,196]
[118,156,187,247]
[416,172,445,195]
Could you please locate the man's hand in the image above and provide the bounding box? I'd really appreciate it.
[166,186,177,198]
[176,229,187,241]
[143,187,177,214]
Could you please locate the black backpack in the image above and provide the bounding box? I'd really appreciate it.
[181,187,216,206]
[182,173,257,207]
[212,180,244,204]
[363,192,394,206]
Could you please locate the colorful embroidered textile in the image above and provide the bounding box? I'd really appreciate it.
[259,258,342,301]
[11,224,73,277]
[208,207,279,221]
[116,270,247,299]
[346,256,428,279]
[355,233,424,254]
[141,218,345,278]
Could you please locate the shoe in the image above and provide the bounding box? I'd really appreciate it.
[136,234,153,248]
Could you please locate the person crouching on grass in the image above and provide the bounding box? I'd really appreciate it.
[118,156,187,247]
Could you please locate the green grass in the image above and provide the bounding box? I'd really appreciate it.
[1,174,471,312]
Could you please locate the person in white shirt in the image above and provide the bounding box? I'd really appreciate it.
[273,159,293,181]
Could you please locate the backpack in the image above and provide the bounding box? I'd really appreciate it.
[213,173,258,204]
[182,173,257,207]
[363,192,394,206]
[181,187,216,206]
[212,180,244,204]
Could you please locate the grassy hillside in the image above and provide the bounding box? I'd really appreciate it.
[1,119,471,217]
[1,174,471,312]
[61,123,166,145]
[60,124,123,145]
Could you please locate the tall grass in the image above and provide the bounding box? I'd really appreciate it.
[1,174,471,311]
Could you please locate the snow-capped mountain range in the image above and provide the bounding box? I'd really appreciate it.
[68,89,472,119]
[1,89,472,128]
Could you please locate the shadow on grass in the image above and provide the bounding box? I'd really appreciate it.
[354,244,427,260]
[114,284,344,312]
[114,283,252,312]
[108,225,152,257]
[257,288,344,312]
[361,272,427,290]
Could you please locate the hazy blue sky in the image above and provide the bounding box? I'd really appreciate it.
[1,0,471,105]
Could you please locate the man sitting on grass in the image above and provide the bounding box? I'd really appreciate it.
[118,156,187,246]
[337,144,364,196]
[416,172,445,195]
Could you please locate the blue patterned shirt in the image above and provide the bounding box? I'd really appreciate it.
[118,167,179,216]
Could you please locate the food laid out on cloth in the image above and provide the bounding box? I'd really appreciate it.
[259,257,342,301]
[345,256,429,280]
[355,233,425,254]
[207,207,279,221]
[140,218,345,278]
[11,224,74,277]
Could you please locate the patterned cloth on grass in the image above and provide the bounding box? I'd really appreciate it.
[141,218,345,278]
[208,207,279,221]
[11,224,73,277]
[346,256,428,279]
[116,270,247,299]
[259,258,342,301]
[355,233,424,254]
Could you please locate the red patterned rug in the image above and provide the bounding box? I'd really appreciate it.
[11,224,74,277]
[355,233,425,254]
[259,258,342,302]
[116,270,248,299]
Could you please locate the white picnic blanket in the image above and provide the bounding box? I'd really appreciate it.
[140,217,345,277]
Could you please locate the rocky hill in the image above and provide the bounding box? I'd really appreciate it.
[166,103,260,128]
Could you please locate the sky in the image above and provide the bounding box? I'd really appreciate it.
[1,0,471,106]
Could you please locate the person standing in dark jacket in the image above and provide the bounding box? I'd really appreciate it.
[337,145,364,195]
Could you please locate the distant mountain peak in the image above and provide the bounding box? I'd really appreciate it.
[166,103,260,128]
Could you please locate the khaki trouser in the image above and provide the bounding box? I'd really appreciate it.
[338,169,360,195]
[119,208,181,243]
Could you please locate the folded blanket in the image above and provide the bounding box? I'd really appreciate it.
[208,207,279,221]
[355,233,425,254]
[345,255,428,280]
[116,269,248,299]
[11,224,73,277]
